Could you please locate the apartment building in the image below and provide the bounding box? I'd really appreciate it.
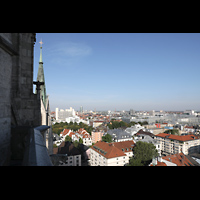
[51,141,81,166]
[90,141,134,166]
[154,133,200,155]
[91,130,104,143]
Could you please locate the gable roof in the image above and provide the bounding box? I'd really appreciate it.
[162,152,194,166]
[62,129,71,136]
[150,152,195,166]
[156,133,200,141]
[136,129,154,137]
[91,140,135,159]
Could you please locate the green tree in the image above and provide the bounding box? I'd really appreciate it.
[128,158,143,166]
[79,137,83,144]
[65,135,72,142]
[102,134,113,143]
[164,129,179,135]
[73,140,79,148]
[128,141,158,166]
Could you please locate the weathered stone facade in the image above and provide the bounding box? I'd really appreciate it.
[0,33,41,165]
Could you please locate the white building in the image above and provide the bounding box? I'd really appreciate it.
[90,141,134,166]
[154,133,200,155]
[55,107,76,121]
[125,124,146,136]
[184,110,196,116]
[68,128,92,146]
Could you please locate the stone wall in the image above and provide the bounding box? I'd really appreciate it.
[0,33,41,165]
[0,39,13,165]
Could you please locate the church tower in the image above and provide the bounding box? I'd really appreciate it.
[35,39,53,155]
[35,39,47,108]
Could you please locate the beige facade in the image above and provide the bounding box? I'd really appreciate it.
[91,131,104,143]
[154,133,200,155]
[90,148,130,166]
[90,141,134,166]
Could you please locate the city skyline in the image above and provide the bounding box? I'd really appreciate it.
[33,33,200,111]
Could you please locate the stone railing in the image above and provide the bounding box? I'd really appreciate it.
[11,125,53,166]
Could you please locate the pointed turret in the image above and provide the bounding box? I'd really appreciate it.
[35,39,47,108]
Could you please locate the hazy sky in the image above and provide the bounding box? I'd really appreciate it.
[33,33,200,111]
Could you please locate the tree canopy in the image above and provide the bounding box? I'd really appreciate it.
[164,129,179,135]
[102,134,113,143]
[107,120,148,129]
[52,122,93,135]
[128,141,158,166]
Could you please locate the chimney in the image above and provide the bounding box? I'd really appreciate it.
[158,156,162,163]
[152,157,157,166]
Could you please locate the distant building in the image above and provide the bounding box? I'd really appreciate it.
[107,129,133,142]
[184,110,196,116]
[184,126,195,134]
[125,124,146,136]
[80,106,83,113]
[90,141,135,166]
[92,130,104,143]
[93,120,104,128]
[55,107,76,121]
[130,109,135,115]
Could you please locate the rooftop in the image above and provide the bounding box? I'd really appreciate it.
[91,140,134,159]
[150,152,195,166]
[155,133,200,141]
[107,129,132,140]
[162,152,194,166]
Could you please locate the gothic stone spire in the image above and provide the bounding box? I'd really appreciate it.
[36,39,47,108]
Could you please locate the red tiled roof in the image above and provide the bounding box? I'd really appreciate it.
[156,161,167,166]
[62,129,71,136]
[185,126,194,129]
[69,132,75,137]
[156,133,199,141]
[162,152,194,166]
[91,141,135,159]
[150,153,194,166]
[150,161,167,166]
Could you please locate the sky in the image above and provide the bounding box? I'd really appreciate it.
[33,33,200,112]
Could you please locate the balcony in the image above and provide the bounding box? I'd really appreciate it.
[10,125,53,166]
